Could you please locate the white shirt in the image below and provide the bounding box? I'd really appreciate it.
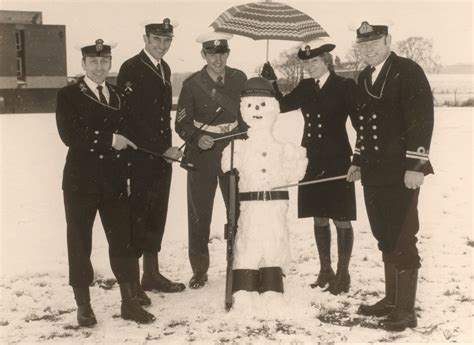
[83,76,110,104]
[316,71,330,88]
[83,76,117,146]
[144,48,160,66]
[371,54,390,83]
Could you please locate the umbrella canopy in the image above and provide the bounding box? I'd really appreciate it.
[210,1,329,42]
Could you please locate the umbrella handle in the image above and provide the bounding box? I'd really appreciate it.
[266,39,269,62]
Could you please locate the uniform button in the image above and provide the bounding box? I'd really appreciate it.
[307,133,311,137]
[114,130,118,134]
[318,124,322,128]
[373,135,378,139]
[360,126,364,130]
[318,134,322,138]
[160,130,164,134]
[359,116,363,120]
[99,155,104,159]
[372,114,377,119]
[261,168,266,173]
[360,136,364,140]
[361,146,365,150]
[116,154,121,158]
[262,152,267,157]
[128,162,132,166]
[94,140,98,144]
[95,131,99,135]
[372,125,377,130]
[103,118,107,122]
[160,117,164,122]
[90,149,94,152]
[374,146,379,150]
[162,106,165,110]
[308,123,312,127]
[317,114,321,118]
[306,114,310,118]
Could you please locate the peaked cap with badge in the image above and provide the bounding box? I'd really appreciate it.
[145,17,175,37]
[297,39,335,60]
[356,21,388,43]
[196,31,233,54]
[80,39,115,57]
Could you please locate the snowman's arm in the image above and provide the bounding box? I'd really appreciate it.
[221,140,241,173]
[282,143,308,182]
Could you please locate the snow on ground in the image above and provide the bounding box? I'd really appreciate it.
[0,107,473,344]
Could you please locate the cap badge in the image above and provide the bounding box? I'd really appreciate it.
[359,21,373,34]
[163,18,170,29]
[95,39,104,52]
[214,39,221,47]
[305,45,311,56]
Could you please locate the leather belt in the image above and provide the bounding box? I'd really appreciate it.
[193,120,238,134]
[239,191,289,202]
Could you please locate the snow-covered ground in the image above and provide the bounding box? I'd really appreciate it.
[0,107,472,343]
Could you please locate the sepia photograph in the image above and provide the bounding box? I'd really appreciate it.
[0,0,472,343]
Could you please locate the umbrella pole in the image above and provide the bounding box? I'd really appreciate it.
[266,39,269,61]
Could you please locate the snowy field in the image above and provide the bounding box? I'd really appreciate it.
[0,107,473,344]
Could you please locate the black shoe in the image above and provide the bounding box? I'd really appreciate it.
[380,309,417,331]
[73,287,97,327]
[120,283,155,324]
[189,272,208,289]
[133,282,151,306]
[142,272,186,293]
[310,267,335,289]
[358,297,395,317]
[326,271,350,295]
[77,304,97,327]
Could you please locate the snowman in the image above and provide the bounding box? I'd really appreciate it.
[221,77,307,314]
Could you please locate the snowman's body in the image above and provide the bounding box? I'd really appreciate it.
[222,80,307,313]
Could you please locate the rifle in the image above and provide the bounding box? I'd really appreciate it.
[224,139,238,311]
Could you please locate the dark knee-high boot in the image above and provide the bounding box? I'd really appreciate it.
[327,226,354,295]
[120,282,156,324]
[73,287,97,327]
[358,262,397,316]
[381,268,418,331]
[310,224,335,288]
[131,258,151,306]
[141,252,185,292]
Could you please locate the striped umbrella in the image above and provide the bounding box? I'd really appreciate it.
[210,1,329,60]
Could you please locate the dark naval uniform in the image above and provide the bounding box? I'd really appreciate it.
[117,50,173,253]
[175,66,247,275]
[276,72,357,220]
[353,52,434,269]
[56,77,134,287]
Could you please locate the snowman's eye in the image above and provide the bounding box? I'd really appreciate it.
[261,102,266,106]
[247,103,251,108]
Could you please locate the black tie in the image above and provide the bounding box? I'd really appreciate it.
[368,66,376,87]
[216,76,224,88]
[96,85,107,105]
[157,62,165,85]
[314,79,320,92]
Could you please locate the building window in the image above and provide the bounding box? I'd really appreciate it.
[15,30,26,81]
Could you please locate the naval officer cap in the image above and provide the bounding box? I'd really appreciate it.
[196,31,233,54]
[79,39,116,57]
[356,21,389,43]
[297,39,335,60]
[145,18,175,37]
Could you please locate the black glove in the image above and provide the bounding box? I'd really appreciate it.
[261,62,277,81]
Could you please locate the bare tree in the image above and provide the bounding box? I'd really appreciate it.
[396,36,442,73]
[344,43,366,72]
[273,45,304,91]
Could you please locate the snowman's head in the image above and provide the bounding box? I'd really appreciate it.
[240,77,280,130]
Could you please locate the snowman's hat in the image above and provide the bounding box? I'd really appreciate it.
[241,77,275,98]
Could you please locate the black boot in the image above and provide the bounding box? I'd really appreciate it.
[358,262,397,316]
[141,252,186,293]
[310,224,335,288]
[128,257,151,306]
[381,268,418,331]
[73,287,97,327]
[120,283,156,324]
[327,226,353,295]
[189,255,209,289]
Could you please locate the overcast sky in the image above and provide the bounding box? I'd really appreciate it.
[3,0,473,76]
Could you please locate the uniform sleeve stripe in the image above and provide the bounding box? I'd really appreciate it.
[406,150,429,157]
[406,154,429,161]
